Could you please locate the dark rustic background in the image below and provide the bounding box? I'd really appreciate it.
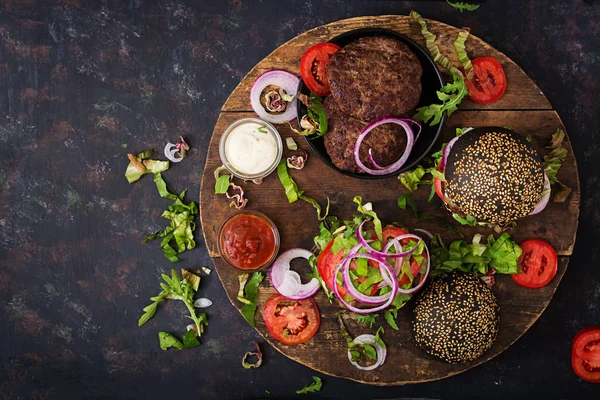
[0,1,598,399]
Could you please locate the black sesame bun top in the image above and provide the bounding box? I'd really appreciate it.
[444,127,544,225]
[412,273,500,364]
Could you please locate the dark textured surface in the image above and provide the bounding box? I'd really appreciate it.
[0,1,598,399]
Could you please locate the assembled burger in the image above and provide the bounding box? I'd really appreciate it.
[434,127,550,226]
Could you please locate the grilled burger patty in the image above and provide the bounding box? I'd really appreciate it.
[326,36,423,122]
[323,96,406,173]
[444,128,545,225]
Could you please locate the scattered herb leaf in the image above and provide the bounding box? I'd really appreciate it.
[355,313,378,329]
[446,0,480,13]
[296,376,322,394]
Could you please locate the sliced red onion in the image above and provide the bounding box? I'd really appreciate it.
[164,143,184,163]
[333,258,398,314]
[270,248,320,300]
[348,334,387,370]
[354,118,416,175]
[386,236,431,295]
[341,253,395,305]
[357,221,421,259]
[250,70,299,124]
[529,173,551,216]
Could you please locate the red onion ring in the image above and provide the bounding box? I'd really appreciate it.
[333,257,398,314]
[529,173,551,216]
[357,221,421,259]
[270,248,320,300]
[354,118,416,175]
[347,334,387,370]
[341,253,396,305]
[250,70,299,124]
[440,127,473,170]
[386,237,431,295]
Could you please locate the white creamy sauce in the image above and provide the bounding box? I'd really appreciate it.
[225,122,278,174]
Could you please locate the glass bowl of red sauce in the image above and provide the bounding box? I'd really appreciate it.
[217,210,280,272]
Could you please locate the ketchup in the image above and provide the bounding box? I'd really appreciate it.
[220,213,277,270]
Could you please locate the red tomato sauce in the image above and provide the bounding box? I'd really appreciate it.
[220,214,276,270]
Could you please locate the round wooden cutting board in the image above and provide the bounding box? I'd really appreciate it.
[199,15,580,385]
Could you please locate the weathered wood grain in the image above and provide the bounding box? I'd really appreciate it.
[200,110,579,258]
[199,15,580,385]
[213,256,570,385]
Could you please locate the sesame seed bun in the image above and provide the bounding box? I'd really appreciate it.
[412,273,500,364]
[444,127,544,225]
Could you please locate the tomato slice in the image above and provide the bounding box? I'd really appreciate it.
[433,159,444,201]
[511,239,558,289]
[300,42,340,96]
[572,327,600,383]
[317,239,347,297]
[263,294,320,345]
[465,57,507,104]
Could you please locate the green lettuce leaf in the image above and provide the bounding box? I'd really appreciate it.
[454,30,474,80]
[240,272,264,328]
[277,159,330,220]
[158,332,184,350]
[410,10,461,75]
[125,150,169,183]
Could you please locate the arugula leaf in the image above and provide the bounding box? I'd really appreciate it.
[410,11,462,76]
[414,74,468,126]
[454,30,473,80]
[307,94,327,137]
[446,0,480,12]
[363,344,377,360]
[139,269,208,338]
[384,309,399,331]
[277,159,329,220]
[355,313,378,329]
[542,128,570,202]
[240,272,264,328]
[158,332,184,350]
[374,326,386,350]
[296,376,322,394]
[125,150,170,183]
